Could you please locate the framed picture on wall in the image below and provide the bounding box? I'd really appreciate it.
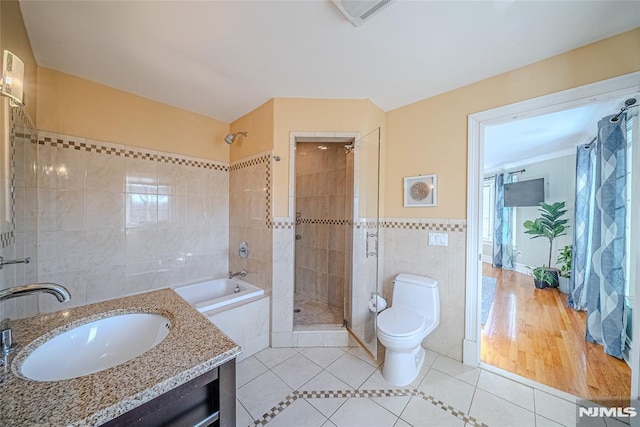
[404,175,437,207]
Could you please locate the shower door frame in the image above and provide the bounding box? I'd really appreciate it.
[285,131,381,356]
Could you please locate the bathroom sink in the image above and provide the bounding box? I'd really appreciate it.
[19,313,171,382]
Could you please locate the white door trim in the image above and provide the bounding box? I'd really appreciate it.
[464,71,640,399]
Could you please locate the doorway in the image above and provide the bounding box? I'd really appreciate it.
[464,71,640,402]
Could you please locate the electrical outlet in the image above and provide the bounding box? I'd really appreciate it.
[428,232,448,246]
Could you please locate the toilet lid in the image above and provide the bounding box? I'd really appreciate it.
[377,308,425,337]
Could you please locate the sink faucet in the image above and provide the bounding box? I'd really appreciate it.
[0,283,71,303]
[0,283,71,354]
[228,270,247,279]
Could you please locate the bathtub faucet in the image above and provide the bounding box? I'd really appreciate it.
[229,269,247,279]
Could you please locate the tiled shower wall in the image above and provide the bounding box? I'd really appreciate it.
[382,218,467,361]
[0,107,39,320]
[229,153,273,292]
[294,142,348,309]
[33,131,229,314]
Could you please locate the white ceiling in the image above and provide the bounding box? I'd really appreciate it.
[483,97,635,172]
[19,1,640,123]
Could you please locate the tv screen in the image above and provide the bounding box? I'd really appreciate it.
[504,178,544,207]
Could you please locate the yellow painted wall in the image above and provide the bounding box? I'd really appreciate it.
[386,27,640,219]
[36,67,230,161]
[1,0,38,123]
[229,99,274,162]
[271,98,386,218]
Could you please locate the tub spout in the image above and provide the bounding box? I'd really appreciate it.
[228,270,247,279]
[0,283,71,303]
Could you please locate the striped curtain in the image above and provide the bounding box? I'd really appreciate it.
[568,114,627,359]
[492,173,514,270]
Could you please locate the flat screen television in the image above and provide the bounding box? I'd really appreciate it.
[504,178,544,207]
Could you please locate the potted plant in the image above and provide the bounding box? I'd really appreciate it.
[556,245,572,294]
[523,201,569,288]
[527,266,555,289]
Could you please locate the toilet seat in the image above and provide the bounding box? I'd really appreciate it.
[377,308,425,337]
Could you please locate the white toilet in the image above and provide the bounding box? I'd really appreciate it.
[376,273,440,386]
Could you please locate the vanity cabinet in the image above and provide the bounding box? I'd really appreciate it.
[102,359,236,427]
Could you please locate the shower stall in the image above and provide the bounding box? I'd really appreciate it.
[294,141,352,325]
[292,129,381,357]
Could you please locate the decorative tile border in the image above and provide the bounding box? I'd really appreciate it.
[271,221,295,229]
[297,218,350,226]
[251,388,489,427]
[381,220,467,233]
[35,133,229,172]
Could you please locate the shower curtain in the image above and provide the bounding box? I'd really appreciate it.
[568,113,627,359]
[492,173,514,269]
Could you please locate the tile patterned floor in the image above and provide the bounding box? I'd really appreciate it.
[293,294,344,326]
[235,346,596,427]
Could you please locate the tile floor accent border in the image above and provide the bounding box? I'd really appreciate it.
[250,388,490,427]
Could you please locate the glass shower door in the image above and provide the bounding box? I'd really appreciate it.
[348,127,381,357]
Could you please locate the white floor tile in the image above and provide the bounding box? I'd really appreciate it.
[469,389,535,427]
[299,347,346,368]
[348,346,382,367]
[236,400,255,427]
[254,347,299,369]
[431,355,480,386]
[267,399,327,427]
[236,356,268,388]
[370,395,412,416]
[394,418,413,427]
[534,389,578,427]
[236,371,293,420]
[400,396,465,427]
[535,414,564,426]
[424,349,438,367]
[417,369,475,413]
[326,353,378,389]
[330,398,398,427]
[476,370,534,411]
[272,353,323,390]
[360,368,398,390]
[300,371,352,417]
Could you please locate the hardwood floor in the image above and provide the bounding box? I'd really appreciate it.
[481,263,631,407]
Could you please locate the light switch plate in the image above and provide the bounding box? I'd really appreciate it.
[428,232,448,246]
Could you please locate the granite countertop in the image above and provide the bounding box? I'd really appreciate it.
[0,288,241,426]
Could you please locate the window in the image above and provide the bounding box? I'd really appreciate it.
[482,178,495,242]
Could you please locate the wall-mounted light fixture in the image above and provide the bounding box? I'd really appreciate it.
[0,50,25,107]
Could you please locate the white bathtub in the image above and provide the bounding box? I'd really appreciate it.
[173,278,264,313]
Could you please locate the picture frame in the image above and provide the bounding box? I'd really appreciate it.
[403,174,437,207]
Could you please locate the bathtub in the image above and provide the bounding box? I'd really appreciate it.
[173,278,265,313]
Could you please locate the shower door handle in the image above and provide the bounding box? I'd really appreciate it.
[365,232,378,258]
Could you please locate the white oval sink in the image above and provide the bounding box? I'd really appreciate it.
[19,313,171,382]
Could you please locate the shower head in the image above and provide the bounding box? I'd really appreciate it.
[224,131,248,144]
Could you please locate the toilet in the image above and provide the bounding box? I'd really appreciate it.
[377,273,440,386]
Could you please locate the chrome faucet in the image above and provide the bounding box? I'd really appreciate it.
[0,283,71,354]
[0,283,71,303]
[228,270,247,279]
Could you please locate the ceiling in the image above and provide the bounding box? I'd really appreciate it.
[19,1,640,123]
[484,96,636,172]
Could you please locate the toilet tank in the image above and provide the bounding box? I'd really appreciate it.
[392,274,439,317]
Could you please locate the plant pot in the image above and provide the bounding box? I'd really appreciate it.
[558,276,570,294]
[534,279,548,289]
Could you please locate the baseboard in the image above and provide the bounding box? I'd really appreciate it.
[513,262,530,275]
[481,254,492,264]
[463,339,479,367]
